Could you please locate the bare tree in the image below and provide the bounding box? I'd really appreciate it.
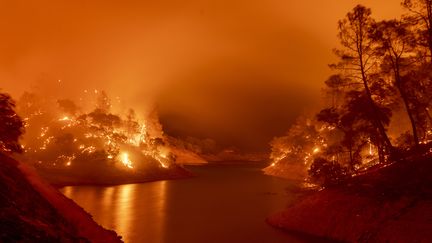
[403,0,432,62]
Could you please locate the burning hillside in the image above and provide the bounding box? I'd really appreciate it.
[15,90,191,185]
[264,114,432,185]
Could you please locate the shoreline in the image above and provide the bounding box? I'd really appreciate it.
[266,157,432,242]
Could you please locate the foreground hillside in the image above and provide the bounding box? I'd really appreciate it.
[268,155,432,242]
[0,153,122,242]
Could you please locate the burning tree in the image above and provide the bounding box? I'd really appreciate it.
[17,90,181,185]
[264,116,332,181]
[267,3,432,187]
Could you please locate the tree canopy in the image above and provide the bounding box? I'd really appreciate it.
[0,92,24,153]
[268,3,432,187]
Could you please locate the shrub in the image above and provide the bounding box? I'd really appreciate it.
[309,157,346,186]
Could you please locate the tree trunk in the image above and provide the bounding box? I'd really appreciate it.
[359,59,394,152]
[399,88,420,145]
[356,22,394,153]
[393,60,420,146]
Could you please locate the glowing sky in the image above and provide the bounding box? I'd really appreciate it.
[0,0,402,151]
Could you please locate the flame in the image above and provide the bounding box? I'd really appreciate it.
[19,90,176,175]
[119,152,133,169]
[59,116,70,121]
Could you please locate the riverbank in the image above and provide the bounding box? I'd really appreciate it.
[0,153,122,242]
[37,163,193,187]
[267,156,432,242]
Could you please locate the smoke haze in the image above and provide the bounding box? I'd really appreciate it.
[0,0,402,151]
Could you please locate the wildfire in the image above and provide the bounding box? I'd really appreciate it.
[120,152,133,169]
[157,152,169,168]
[19,90,175,174]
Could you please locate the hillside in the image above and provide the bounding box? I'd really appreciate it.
[0,153,122,242]
[267,155,432,242]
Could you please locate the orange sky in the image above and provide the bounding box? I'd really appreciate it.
[0,0,403,151]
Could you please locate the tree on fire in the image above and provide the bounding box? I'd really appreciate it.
[0,92,24,153]
[271,3,432,187]
[311,4,432,185]
[14,90,175,184]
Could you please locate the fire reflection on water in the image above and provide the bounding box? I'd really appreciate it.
[60,165,315,243]
[61,181,167,243]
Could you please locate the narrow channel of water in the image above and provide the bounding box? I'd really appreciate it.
[61,163,313,243]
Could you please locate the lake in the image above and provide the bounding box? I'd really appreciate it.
[61,163,315,243]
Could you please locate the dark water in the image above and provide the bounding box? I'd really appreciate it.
[61,163,313,243]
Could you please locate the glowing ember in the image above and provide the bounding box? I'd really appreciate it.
[40,127,49,137]
[82,146,96,154]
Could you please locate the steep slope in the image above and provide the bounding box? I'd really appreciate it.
[268,156,432,242]
[0,153,122,242]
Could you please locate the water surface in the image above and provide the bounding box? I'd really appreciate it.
[61,163,311,243]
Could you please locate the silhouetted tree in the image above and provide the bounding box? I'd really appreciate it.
[270,2,432,185]
[57,99,79,116]
[0,93,24,153]
[331,5,394,154]
[317,89,392,167]
[323,74,350,107]
[309,157,346,187]
[372,19,420,146]
[87,109,122,129]
[402,0,432,63]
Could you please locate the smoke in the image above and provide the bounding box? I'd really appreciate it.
[0,0,403,152]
